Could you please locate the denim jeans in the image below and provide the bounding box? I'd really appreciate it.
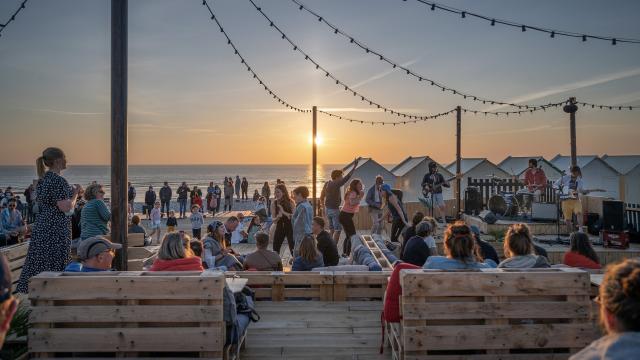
[178,198,187,217]
[161,200,170,215]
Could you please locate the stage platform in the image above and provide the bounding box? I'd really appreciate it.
[463,214,571,236]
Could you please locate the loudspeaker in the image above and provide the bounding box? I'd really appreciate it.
[603,200,625,231]
[584,213,601,236]
[479,210,497,224]
[531,203,557,221]
[464,187,482,215]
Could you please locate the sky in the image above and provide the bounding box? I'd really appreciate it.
[0,0,639,166]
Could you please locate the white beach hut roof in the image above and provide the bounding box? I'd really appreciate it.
[550,155,619,174]
[602,155,640,175]
[498,156,562,176]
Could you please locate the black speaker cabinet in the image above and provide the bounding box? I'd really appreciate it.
[464,187,482,215]
[479,210,497,224]
[602,200,625,232]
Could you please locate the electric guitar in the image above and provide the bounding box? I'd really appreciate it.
[420,174,459,208]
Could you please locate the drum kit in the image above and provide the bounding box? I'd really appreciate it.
[484,174,537,218]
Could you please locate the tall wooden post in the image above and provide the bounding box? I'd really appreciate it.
[111,0,128,270]
[564,97,579,167]
[455,106,462,219]
[312,106,318,216]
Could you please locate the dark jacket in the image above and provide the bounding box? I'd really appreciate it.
[316,230,339,266]
[177,185,190,200]
[144,190,156,205]
[292,254,324,271]
[365,185,383,209]
[128,186,136,202]
[159,185,172,201]
[475,238,500,264]
[402,235,432,267]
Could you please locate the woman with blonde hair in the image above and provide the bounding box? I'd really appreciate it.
[79,183,111,240]
[498,224,550,268]
[150,232,204,271]
[338,179,365,256]
[18,148,82,293]
[423,221,497,269]
[292,235,324,271]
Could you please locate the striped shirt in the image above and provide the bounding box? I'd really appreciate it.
[80,199,111,240]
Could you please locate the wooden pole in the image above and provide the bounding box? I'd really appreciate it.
[455,106,462,219]
[111,0,128,270]
[564,97,579,167]
[312,106,317,216]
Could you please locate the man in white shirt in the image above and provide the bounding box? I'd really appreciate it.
[553,165,585,230]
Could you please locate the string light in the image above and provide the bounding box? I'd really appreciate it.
[289,0,559,110]
[318,108,457,126]
[576,101,639,110]
[201,0,309,113]
[0,0,28,38]
[247,0,448,121]
[461,101,567,116]
[407,0,640,45]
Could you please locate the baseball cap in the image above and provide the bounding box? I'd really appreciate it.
[0,254,11,302]
[77,236,122,261]
[470,225,481,238]
[381,184,392,193]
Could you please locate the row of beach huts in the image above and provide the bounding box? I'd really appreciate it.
[342,154,640,205]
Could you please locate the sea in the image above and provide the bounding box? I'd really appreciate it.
[0,164,349,203]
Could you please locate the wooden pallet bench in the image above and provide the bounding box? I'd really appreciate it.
[226,271,391,359]
[28,271,226,359]
[361,235,394,271]
[0,241,29,293]
[391,267,599,360]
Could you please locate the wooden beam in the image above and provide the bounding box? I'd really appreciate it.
[111,0,128,270]
[456,106,462,219]
[564,97,578,168]
[312,106,317,216]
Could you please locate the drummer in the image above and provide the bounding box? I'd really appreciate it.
[522,158,547,202]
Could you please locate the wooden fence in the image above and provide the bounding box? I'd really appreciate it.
[626,203,640,232]
[467,178,558,207]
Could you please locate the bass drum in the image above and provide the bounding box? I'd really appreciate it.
[488,193,519,217]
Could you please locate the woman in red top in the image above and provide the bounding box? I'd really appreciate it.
[150,232,204,271]
[563,232,601,270]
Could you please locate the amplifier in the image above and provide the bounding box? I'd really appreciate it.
[531,202,557,221]
[601,230,630,249]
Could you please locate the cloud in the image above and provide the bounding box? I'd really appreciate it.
[325,58,421,97]
[18,107,104,116]
[484,67,640,111]
[467,124,561,137]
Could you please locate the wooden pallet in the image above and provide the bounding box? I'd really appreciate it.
[225,271,334,301]
[0,241,29,292]
[28,271,226,359]
[396,268,599,360]
[361,235,394,271]
[333,271,389,301]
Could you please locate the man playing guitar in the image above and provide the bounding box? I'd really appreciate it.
[421,162,453,225]
[522,158,547,202]
[554,165,586,230]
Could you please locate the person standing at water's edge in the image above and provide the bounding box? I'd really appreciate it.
[18,148,82,293]
[224,178,234,211]
[235,175,241,202]
[261,181,271,215]
[127,182,136,215]
[241,177,249,201]
[159,181,172,217]
[320,158,359,245]
[144,186,156,220]
[177,182,190,218]
[339,179,365,257]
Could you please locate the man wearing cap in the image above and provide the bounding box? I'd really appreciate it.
[0,254,18,349]
[64,236,121,272]
[469,225,500,265]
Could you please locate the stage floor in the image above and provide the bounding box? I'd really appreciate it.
[464,214,571,236]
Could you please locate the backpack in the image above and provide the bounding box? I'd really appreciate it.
[234,286,260,322]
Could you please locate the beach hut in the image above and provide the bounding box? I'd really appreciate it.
[602,155,640,205]
[446,158,510,197]
[391,156,454,202]
[550,155,620,200]
[498,156,563,181]
[341,158,396,204]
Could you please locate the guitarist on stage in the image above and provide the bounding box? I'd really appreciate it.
[421,162,452,225]
[554,165,585,230]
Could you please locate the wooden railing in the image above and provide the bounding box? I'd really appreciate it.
[626,203,640,232]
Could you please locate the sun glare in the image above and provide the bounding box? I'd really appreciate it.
[309,134,324,146]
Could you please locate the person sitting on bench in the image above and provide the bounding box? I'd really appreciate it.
[150,232,204,271]
[424,221,497,269]
[570,259,640,359]
[498,224,550,268]
[292,235,324,271]
[65,235,121,272]
[401,221,434,267]
[244,231,283,271]
[563,232,601,270]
